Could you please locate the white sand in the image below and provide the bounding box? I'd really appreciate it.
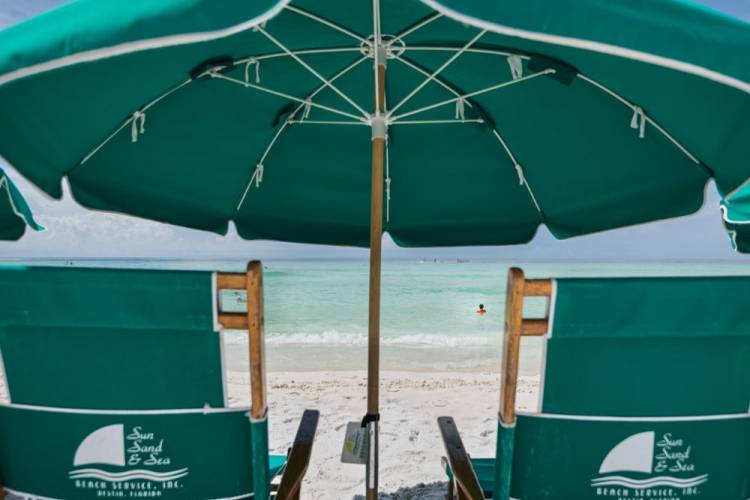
[227,370,540,499]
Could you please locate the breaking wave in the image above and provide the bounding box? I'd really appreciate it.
[224,330,494,348]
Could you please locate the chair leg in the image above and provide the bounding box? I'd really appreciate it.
[276,410,319,500]
[438,417,484,499]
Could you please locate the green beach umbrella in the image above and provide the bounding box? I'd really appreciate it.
[0,167,43,240]
[1,0,750,496]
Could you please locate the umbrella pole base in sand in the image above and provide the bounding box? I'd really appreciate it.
[365,420,379,499]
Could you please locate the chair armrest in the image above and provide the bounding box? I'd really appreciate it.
[438,416,485,500]
[276,409,320,500]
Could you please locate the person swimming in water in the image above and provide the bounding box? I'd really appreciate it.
[476,304,487,314]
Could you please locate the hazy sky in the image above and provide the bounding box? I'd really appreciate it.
[0,0,748,260]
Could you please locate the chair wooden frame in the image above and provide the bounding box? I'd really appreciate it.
[216,261,269,422]
[200,261,321,499]
[439,267,552,500]
[500,268,551,427]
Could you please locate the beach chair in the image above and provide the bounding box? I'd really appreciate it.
[0,261,318,499]
[440,268,750,499]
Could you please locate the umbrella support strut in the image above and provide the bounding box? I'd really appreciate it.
[366,60,386,500]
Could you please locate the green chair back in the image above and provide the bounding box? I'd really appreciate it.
[501,275,750,500]
[0,266,224,408]
[0,266,265,499]
[544,277,750,415]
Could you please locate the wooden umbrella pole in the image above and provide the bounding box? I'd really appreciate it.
[500,268,524,425]
[366,61,386,500]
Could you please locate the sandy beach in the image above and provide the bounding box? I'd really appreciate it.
[227,370,540,499]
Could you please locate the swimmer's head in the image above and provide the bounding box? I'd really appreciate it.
[479,304,484,309]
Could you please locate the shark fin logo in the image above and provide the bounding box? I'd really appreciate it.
[69,424,188,484]
[591,431,708,492]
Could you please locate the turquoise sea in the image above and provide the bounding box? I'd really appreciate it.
[6,259,750,374]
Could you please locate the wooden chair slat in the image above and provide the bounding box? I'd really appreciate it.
[217,273,246,290]
[276,409,320,500]
[438,417,485,500]
[218,312,247,330]
[521,319,548,336]
[523,279,551,297]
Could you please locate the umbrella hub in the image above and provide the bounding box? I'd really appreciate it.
[370,115,388,140]
[360,35,406,63]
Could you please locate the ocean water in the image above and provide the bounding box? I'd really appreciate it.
[7,259,750,373]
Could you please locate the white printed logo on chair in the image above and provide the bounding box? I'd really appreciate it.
[591,431,707,497]
[69,424,188,493]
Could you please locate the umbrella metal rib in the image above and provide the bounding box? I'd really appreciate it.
[77,78,194,167]
[391,55,474,109]
[389,69,556,121]
[392,119,484,125]
[402,46,531,60]
[576,74,701,166]
[388,12,443,46]
[234,47,364,66]
[253,26,370,118]
[234,55,370,214]
[288,120,368,125]
[388,29,487,116]
[491,129,544,214]
[210,71,365,121]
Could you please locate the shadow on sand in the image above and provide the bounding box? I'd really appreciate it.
[352,481,449,499]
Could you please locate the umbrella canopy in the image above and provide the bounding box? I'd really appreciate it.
[0,167,43,240]
[0,0,748,248]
